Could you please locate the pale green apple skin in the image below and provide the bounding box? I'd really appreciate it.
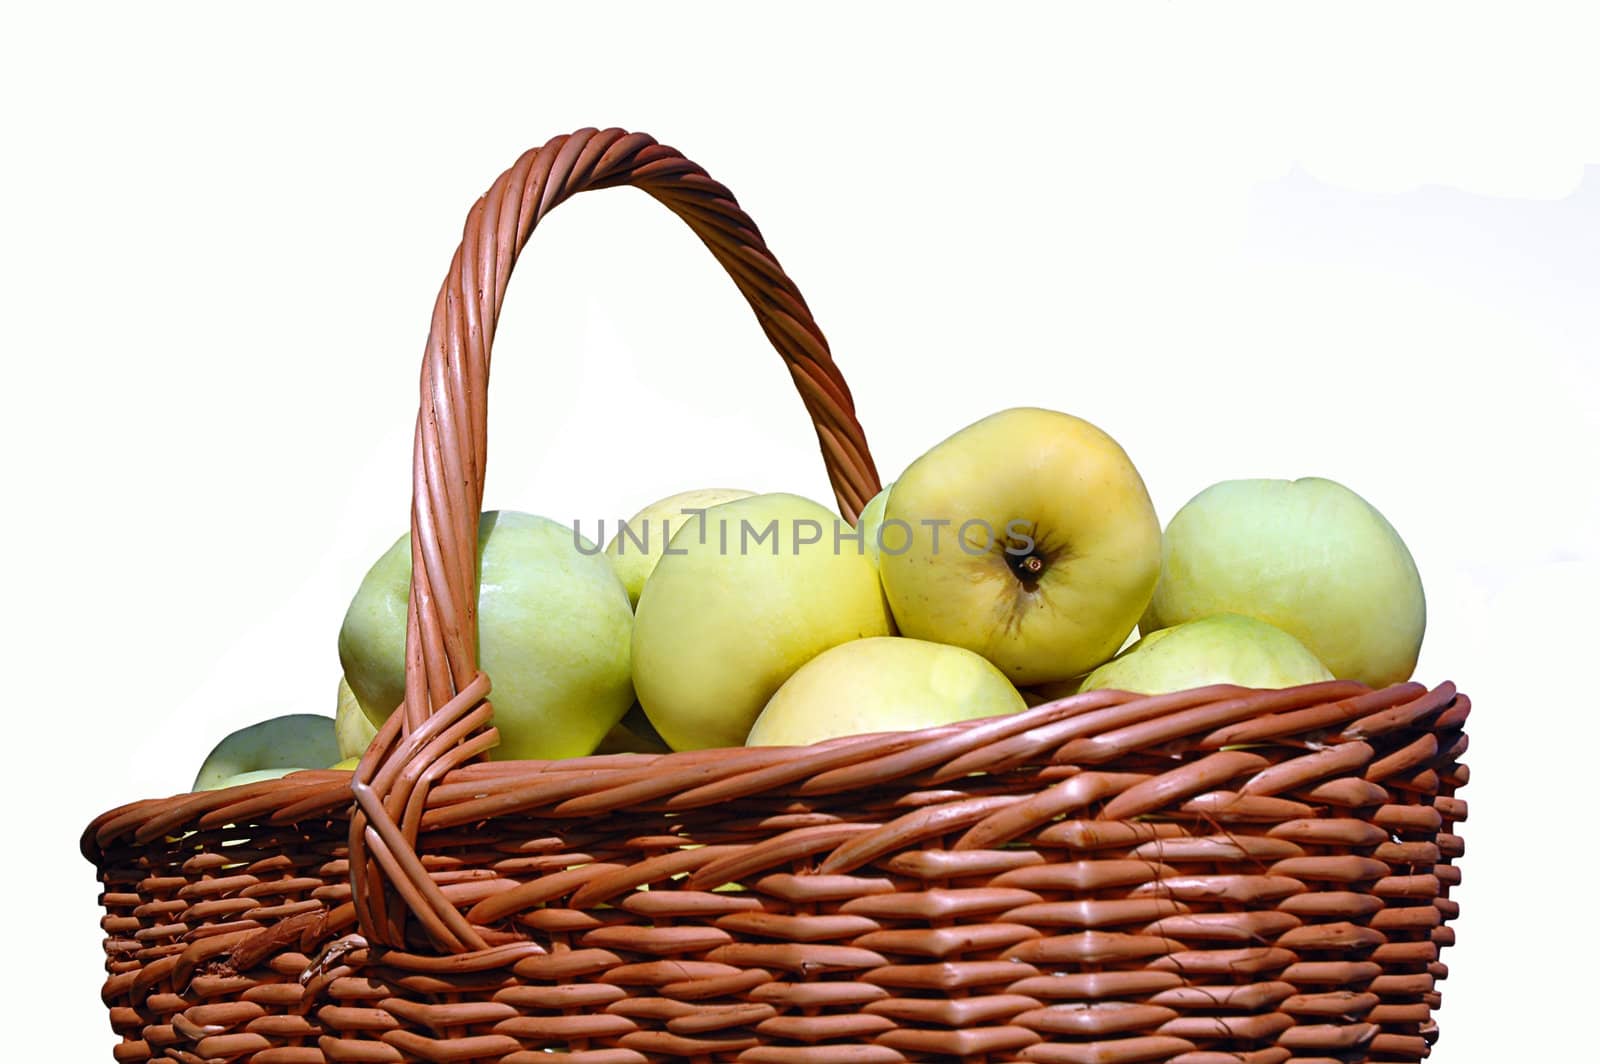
[632,493,894,751]
[747,636,1027,746]
[605,488,754,607]
[193,714,340,791]
[854,483,893,567]
[338,511,635,761]
[1142,478,1425,688]
[1082,613,1333,695]
[879,407,1163,686]
[853,482,898,634]
[334,675,379,761]
[204,767,310,790]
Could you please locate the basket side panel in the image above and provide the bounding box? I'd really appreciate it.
[86,683,1468,1062]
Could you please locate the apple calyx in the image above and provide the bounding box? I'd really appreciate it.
[998,521,1057,594]
[1006,548,1047,590]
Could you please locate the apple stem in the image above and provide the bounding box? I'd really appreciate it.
[1007,549,1048,591]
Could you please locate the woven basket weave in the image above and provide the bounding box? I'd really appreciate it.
[82,128,1469,1064]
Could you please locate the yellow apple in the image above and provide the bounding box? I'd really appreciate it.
[879,407,1162,685]
[335,675,379,761]
[339,511,635,761]
[1082,613,1333,695]
[193,714,340,791]
[605,488,754,606]
[747,636,1027,746]
[1143,478,1425,687]
[1024,627,1139,702]
[632,493,894,750]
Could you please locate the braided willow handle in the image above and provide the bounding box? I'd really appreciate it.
[347,128,881,952]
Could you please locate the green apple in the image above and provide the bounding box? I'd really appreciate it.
[747,636,1027,746]
[206,767,313,790]
[879,407,1162,685]
[1143,478,1425,688]
[606,488,754,606]
[335,675,379,761]
[193,714,340,791]
[853,482,899,634]
[632,493,894,750]
[594,704,673,755]
[338,510,635,761]
[1081,613,1333,695]
[854,482,894,566]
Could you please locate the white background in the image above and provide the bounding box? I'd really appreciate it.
[6,3,1596,1059]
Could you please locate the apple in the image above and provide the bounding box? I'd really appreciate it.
[746,636,1027,746]
[605,488,754,606]
[205,768,313,790]
[335,675,378,761]
[594,704,673,755]
[878,407,1162,685]
[1142,477,1425,688]
[1023,676,1086,705]
[193,713,340,791]
[854,482,894,566]
[1081,613,1333,695]
[632,493,894,750]
[1021,627,1143,703]
[852,481,899,633]
[339,510,635,761]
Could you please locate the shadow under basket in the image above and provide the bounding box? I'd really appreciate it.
[82,128,1468,1064]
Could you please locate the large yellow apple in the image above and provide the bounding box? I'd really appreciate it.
[879,407,1162,685]
[1143,478,1425,688]
[746,636,1027,746]
[605,488,754,606]
[338,511,635,761]
[1081,613,1333,695]
[632,493,893,750]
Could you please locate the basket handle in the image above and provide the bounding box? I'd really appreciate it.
[347,127,881,953]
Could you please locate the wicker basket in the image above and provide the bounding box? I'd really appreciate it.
[82,127,1469,1064]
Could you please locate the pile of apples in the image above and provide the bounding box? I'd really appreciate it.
[192,406,1426,789]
